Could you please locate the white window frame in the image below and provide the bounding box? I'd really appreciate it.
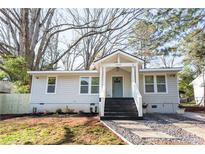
[46,76,57,94]
[156,75,167,93]
[79,76,99,95]
[144,75,155,94]
[91,77,100,94]
[143,74,168,94]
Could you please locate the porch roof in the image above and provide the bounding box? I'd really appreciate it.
[94,50,144,65]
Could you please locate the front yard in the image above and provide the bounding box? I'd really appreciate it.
[0,115,125,145]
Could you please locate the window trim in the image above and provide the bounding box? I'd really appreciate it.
[46,76,57,94]
[156,75,167,93]
[144,75,155,93]
[79,76,99,95]
[79,76,89,94]
[143,74,168,94]
[91,77,100,94]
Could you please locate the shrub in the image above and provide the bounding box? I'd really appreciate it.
[79,110,85,115]
[65,106,75,113]
[56,108,62,114]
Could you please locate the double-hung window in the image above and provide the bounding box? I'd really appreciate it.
[91,77,99,94]
[80,77,89,94]
[156,75,166,93]
[47,77,56,93]
[144,75,167,93]
[80,77,99,94]
[144,75,155,93]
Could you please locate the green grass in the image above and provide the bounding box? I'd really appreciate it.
[0,117,124,145]
[70,123,124,145]
[179,102,197,107]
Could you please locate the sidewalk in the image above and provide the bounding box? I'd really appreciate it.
[183,112,205,122]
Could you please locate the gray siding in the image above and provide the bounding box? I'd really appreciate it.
[30,74,99,113]
[139,72,179,113]
[30,71,180,114]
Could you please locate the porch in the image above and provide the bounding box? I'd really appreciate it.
[98,63,143,119]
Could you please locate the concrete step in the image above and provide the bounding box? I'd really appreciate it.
[105,112,138,116]
[100,116,143,120]
[103,97,139,119]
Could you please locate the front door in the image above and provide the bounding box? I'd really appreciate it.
[112,76,123,97]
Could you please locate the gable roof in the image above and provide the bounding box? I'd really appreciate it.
[94,50,144,65]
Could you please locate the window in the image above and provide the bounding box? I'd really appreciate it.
[80,77,89,94]
[144,75,167,94]
[91,77,99,94]
[156,75,166,92]
[145,75,154,93]
[47,77,56,93]
[80,77,99,94]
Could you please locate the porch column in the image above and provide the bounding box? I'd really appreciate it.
[103,66,106,97]
[135,64,139,88]
[99,66,103,97]
[100,66,106,116]
[131,65,135,97]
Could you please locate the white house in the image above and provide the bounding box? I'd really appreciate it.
[28,50,182,119]
[191,73,205,106]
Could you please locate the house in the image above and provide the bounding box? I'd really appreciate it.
[191,73,205,106]
[28,50,182,119]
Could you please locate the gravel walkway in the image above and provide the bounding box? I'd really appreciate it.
[102,114,205,145]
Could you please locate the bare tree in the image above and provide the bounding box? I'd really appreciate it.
[0,8,145,73]
[62,8,145,70]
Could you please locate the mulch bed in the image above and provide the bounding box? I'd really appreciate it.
[0,113,98,121]
[183,107,205,112]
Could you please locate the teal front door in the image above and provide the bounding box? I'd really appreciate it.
[112,76,123,97]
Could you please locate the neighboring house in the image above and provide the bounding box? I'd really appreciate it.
[191,73,205,106]
[0,80,11,93]
[28,50,181,119]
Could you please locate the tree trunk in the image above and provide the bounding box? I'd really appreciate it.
[203,69,205,106]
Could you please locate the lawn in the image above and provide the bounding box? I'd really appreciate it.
[179,102,197,107]
[0,115,125,145]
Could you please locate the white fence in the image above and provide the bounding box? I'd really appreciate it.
[0,94,30,114]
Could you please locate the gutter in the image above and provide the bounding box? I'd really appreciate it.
[27,70,98,75]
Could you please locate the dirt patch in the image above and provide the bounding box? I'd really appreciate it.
[183,107,205,112]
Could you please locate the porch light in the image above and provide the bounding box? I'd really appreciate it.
[116,67,120,72]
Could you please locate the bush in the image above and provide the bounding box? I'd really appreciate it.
[65,106,75,113]
[56,108,62,114]
[13,81,29,93]
[79,110,85,115]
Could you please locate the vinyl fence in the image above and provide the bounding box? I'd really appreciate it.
[0,94,30,114]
